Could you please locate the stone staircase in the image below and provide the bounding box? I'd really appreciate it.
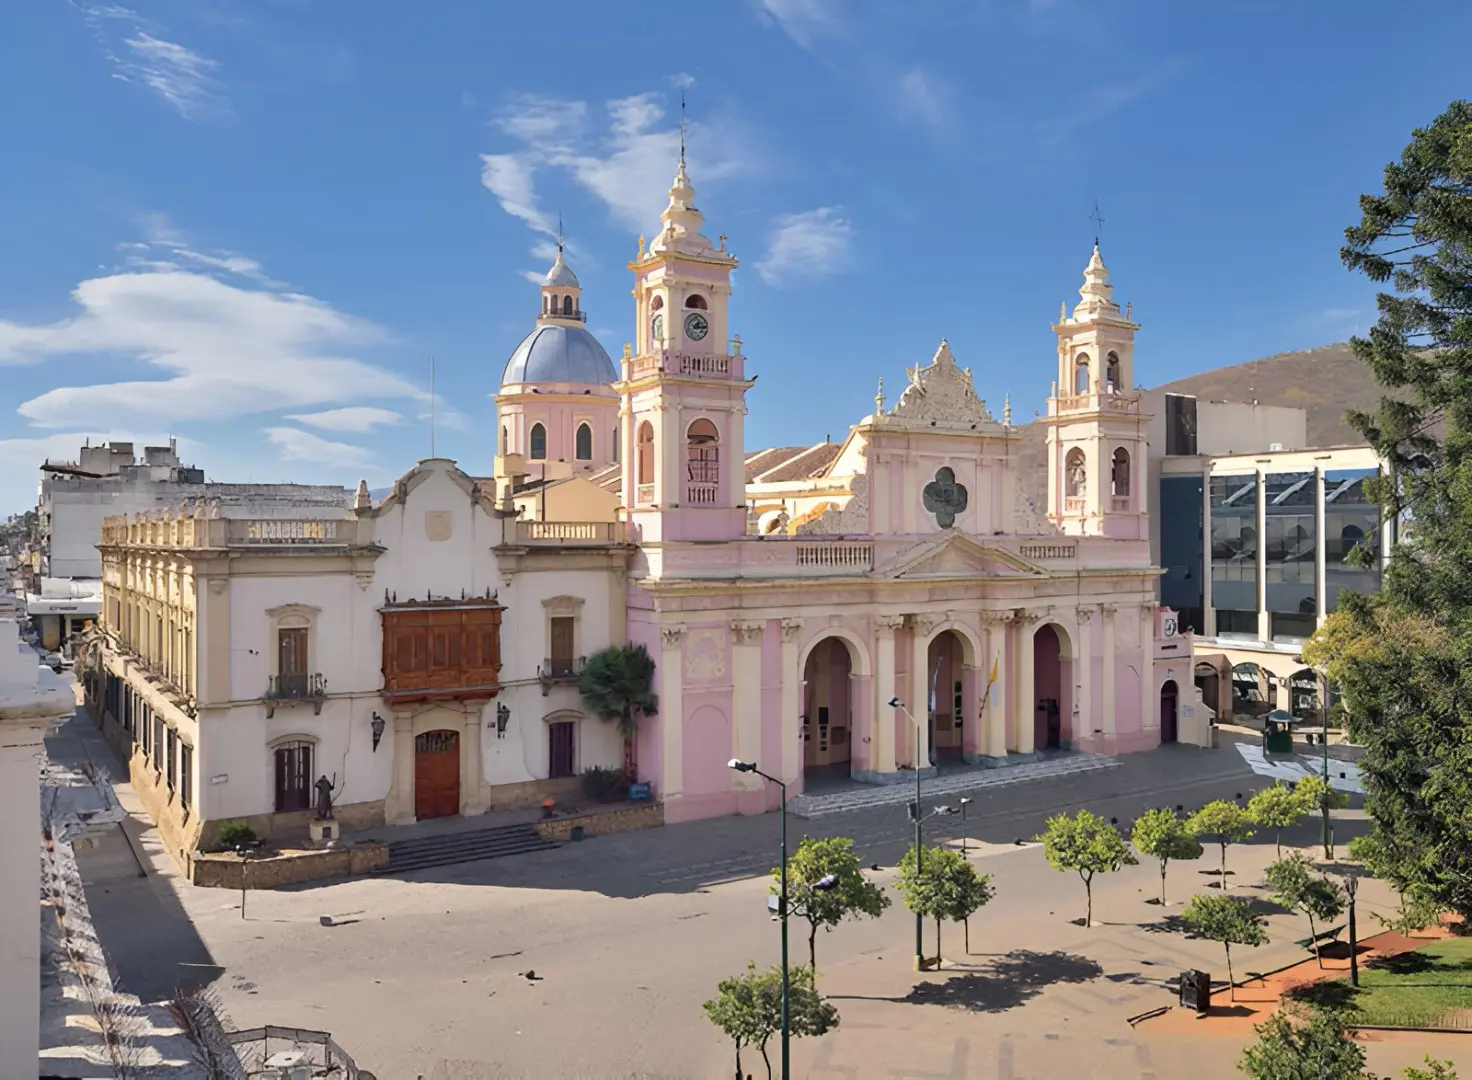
[789,753,1121,819]
[372,823,561,875]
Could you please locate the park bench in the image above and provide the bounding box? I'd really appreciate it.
[1294,924,1346,951]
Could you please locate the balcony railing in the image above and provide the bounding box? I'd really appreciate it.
[514,521,627,544]
[627,350,737,380]
[795,541,873,570]
[1051,393,1141,416]
[1065,497,1086,513]
[1018,543,1078,561]
[686,482,718,505]
[265,672,327,717]
[100,515,352,550]
[537,656,586,695]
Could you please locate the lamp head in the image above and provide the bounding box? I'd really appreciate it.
[814,873,838,892]
[959,797,972,806]
[728,758,756,773]
[887,697,902,709]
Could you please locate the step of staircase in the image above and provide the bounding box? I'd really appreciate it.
[372,823,561,875]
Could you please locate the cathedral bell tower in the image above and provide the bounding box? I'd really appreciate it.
[1043,244,1149,539]
[615,154,751,543]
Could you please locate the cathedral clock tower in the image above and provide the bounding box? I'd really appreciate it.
[616,155,752,543]
[1043,244,1149,539]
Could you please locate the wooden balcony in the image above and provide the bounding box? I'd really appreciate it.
[381,596,503,704]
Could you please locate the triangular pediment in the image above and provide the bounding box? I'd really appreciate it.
[880,531,1046,579]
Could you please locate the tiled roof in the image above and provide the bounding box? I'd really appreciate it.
[742,446,810,483]
[751,442,843,484]
[588,464,622,493]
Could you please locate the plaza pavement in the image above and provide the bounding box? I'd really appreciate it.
[64,725,1472,1080]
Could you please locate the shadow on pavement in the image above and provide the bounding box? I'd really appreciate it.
[834,949,1103,1014]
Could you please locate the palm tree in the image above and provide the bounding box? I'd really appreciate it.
[578,644,658,779]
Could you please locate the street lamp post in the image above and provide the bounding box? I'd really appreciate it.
[728,758,836,1080]
[959,797,973,953]
[889,697,927,971]
[1321,716,1333,859]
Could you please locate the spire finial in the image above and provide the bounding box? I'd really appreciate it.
[875,376,885,414]
[1090,199,1105,249]
[679,89,687,167]
[557,211,564,254]
[1004,393,1012,427]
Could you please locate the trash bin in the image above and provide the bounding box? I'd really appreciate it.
[570,825,585,842]
[1179,969,1211,1015]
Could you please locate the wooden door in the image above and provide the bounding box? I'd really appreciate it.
[414,730,461,819]
[548,721,576,779]
[549,617,575,674]
[274,742,312,812]
[1161,682,1179,744]
[278,627,308,674]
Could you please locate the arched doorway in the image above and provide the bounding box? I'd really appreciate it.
[414,729,461,819]
[1288,669,1321,724]
[1194,662,1221,718]
[1032,624,1074,750]
[1160,680,1179,744]
[802,638,853,781]
[927,631,967,764]
[1232,662,1273,721]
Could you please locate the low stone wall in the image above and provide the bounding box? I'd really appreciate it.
[534,801,664,842]
[192,843,389,889]
[485,775,582,811]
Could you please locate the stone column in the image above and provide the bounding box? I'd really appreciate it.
[1140,602,1157,735]
[907,615,940,769]
[1256,466,1270,642]
[779,619,803,788]
[1075,606,1095,746]
[1315,468,1328,627]
[384,710,416,825]
[1016,613,1036,755]
[960,663,980,762]
[730,621,765,790]
[659,626,685,801]
[1202,468,1215,637]
[461,705,488,815]
[1102,605,1118,741]
[984,616,1009,756]
[872,616,904,775]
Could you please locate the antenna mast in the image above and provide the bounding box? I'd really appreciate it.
[430,356,436,458]
[679,89,687,166]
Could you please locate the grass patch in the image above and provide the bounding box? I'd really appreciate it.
[1289,937,1472,1029]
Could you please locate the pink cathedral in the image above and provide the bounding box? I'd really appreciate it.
[495,157,1195,825]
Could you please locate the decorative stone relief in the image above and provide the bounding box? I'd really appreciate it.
[908,613,943,638]
[683,628,728,681]
[1013,477,1062,537]
[207,579,227,595]
[660,625,686,650]
[922,467,968,529]
[882,340,995,429]
[730,621,765,646]
[354,571,374,591]
[779,618,804,643]
[543,595,586,617]
[796,473,870,536]
[1075,606,1095,623]
[425,510,453,542]
[875,614,906,634]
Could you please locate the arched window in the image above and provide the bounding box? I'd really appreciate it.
[1073,353,1091,395]
[575,423,592,461]
[686,418,719,504]
[611,427,620,463]
[1111,448,1131,497]
[650,295,664,311]
[529,423,547,460]
[685,294,708,309]
[562,295,573,316]
[1105,352,1121,393]
[636,422,655,489]
[500,425,509,455]
[1064,448,1087,497]
[548,294,557,313]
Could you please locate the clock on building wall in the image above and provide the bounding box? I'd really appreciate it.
[651,313,665,344]
[684,311,709,341]
[1162,614,1178,639]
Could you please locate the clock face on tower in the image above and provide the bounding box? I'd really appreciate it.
[684,311,709,342]
[651,313,664,343]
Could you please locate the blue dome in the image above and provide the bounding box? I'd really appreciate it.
[500,325,618,387]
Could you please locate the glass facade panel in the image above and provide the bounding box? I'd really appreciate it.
[1264,471,1316,623]
[1210,474,1258,636]
[1159,476,1204,634]
[1324,468,1381,612]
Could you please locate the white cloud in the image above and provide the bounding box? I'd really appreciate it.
[0,430,177,514]
[0,239,421,428]
[265,427,375,470]
[1041,58,1190,146]
[896,69,948,130]
[754,208,854,285]
[480,153,554,235]
[284,407,402,433]
[756,0,847,49]
[670,72,697,90]
[75,6,229,120]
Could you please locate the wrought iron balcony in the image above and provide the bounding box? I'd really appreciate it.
[265,672,327,717]
[537,656,586,695]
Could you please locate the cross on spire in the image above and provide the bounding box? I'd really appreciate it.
[557,211,564,253]
[1090,200,1105,248]
[679,89,687,166]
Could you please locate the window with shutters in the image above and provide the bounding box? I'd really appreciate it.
[274,740,313,813]
[179,743,193,816]
[549,616,575,677]
[381,598,504,704]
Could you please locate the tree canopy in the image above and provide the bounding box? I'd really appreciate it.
[1247,782,1307,857]
[1302,100,1472,922]
[1238,1005,1372,1080]
[775,837,890,975]
[895,845,995,965]
[703,963,838,1080]
[578,644,658,778]
[1180,893,1268,1001]
[1186,800,1255,888]
[1036,810,1136,925]
[1130,808,1203,905]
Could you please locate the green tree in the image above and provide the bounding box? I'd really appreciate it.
[894,845,996,965]
[1180,893,1268,1001]
[1035,809,1137,926]
[577,644,657,779]
[774,838,890,976]
[1238,1004,1372,1079]
[1186,800,1255,888]
[1404,1058,1460,1080]
[1303,100,1472,922]
[1293,774,1352,859]
[1130,808,1203,905]
[1266,853,1346,968]
[702,963,839,1080]
[1248,782,1307,857]
[1375,889,1445,937]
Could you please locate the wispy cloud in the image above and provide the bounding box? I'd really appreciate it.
[1041,57,1190,147]
[74,4,229,120]
[895,69,949,131]
[265,427,376,471]
[755,0,847,51]
[481,85,749,277]
[755,208,854,285]
[0,430,180,512]
[285,407,402,433]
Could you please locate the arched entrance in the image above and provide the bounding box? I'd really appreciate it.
[926,631,967,764]
[1160,680,1179,744]
[1231,662,1273,721]
[802,638,853,781]
[1194,661,1221,718]
[1032,624,1074,750]
[414,729,461,819]
[1288,669,1321,724]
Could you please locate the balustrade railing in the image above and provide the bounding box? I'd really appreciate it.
[686,483,718,505]
[514,521,626,543]
[794,541,874,570]
[1018,543,1078,560]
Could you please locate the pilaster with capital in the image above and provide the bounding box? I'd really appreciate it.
[730,621,765,789]
[1075,606,1095,746]
[779,619,804,786]
[1101,605,1117,737]
[1139,602,1157,731]
[1014,610,1036,754]
[873,615,905,773]
[907,614,942,768]
[660,625,686,800]
[980,615,1009,757]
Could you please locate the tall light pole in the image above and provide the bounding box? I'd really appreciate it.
[889,697,928,971]
[959,797,973,954]
[727,758,835,1080]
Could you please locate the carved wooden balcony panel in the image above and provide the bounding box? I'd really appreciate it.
[381,599,503,704]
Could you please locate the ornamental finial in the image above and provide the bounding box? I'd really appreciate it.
[637,234,645,258]
[1004,394,1012,427]
[875,376,885,413]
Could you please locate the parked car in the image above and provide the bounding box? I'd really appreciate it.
[41,651,63,673]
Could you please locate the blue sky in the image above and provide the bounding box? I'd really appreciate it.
[1,0,1468,514]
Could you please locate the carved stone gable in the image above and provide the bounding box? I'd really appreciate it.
[884,535,1045,580]
[795,473,870,536]
[882,340,995,430]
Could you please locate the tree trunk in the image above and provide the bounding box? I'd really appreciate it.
[809,923,819,977]
[1084,873,1093,925]
[1219,840,1228,888]
[623,708,637,779]
[1225,943,1235,1002]
[964,916,970,955]
[936,916,943,966]
[1275,828,1282,858]
[734,1039,742,1080]
[1160,862,1168,905]
[759,1037,772,1080]
[1307,911,1321,968]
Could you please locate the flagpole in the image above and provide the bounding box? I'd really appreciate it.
[430,356,436,458]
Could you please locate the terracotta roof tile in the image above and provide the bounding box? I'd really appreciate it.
[751,442,843,484]
[743,447,809,483]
